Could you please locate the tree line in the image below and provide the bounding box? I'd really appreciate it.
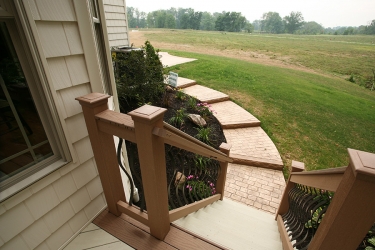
[127,7,375,35]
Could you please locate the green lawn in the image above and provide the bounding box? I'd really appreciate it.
[143,29,375,84]
[165,50,375,172]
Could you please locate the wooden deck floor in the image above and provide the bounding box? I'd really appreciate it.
[89,209,227,250]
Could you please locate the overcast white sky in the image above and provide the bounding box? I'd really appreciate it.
[125,0,375,28]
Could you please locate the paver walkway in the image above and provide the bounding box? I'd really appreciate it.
[178,79,286,214]
[159,52,285,214]
[224,163,285,214]
[224,127,283,170]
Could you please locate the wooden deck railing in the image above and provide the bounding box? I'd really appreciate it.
[276,150,375,250]
[77,93,232,240]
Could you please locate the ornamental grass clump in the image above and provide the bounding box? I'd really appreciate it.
[195,126,212,145]
[185,174,216,199]
[169,108,187,128]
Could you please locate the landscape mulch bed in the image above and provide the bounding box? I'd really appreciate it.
[120,88,226,210]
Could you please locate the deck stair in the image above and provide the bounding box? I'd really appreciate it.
[173,199,283,249]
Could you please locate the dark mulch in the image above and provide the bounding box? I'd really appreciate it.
[120,88,226,210]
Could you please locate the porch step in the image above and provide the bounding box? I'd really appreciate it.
[182,85,229,104]
[223,127,283,170]
[176,77,196,89]
[211,101,261,128]
[173,199,282,250]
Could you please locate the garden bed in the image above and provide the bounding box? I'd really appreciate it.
[122,88,226,210]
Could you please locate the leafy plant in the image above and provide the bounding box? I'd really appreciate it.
[113,41,166,113]
[347,74,355,83]
[362,224,375,250]
[196,102,215,119]
[305,206,325,229]
[187,96,198,111]
[185,174,216,199]
[194,155,210,171]
[195,126,213,145]
[169,108,187,128]
[366,237,375,250]
[175,89,187,100]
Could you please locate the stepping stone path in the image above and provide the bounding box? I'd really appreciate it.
[182,85,229,104]
[176,77,196,89]
[179,78,286,214]
[210,101,260,128]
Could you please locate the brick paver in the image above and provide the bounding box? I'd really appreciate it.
[224,127,283,170]
[224,163,286,214]
[182,85,229,104]
[210,101,260,128]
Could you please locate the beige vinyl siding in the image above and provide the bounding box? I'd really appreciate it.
[103,0,130,47]
[0,0,109,249]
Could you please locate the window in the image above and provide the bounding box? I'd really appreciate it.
[0,5,68,199]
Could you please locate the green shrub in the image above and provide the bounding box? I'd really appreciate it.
[113,41,165,113]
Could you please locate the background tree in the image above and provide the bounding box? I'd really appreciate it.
[366,20,375,34]
[215,12,247,32]
[200,12,216,30]
[165,13,176,28]
[244,22,254,33]
[298,21,324,35]
[252,20,261,31]
[261,12,284,33]
[283,11,304,34]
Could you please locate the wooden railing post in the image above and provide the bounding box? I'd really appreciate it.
[275,160,304,219]
[76,93,126,216]
[216,143,231,200]
[309,149,375,250]
[128,105,170,240]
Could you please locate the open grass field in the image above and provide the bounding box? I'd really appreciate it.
[133,29,375,85]
[130,30,375,172]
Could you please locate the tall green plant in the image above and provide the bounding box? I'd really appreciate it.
[114,41,165,113]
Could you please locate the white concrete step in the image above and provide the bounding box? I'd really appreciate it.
[172,199,282,250]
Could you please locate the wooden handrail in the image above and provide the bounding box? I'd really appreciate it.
[276,149,375,250]
[153,122,233,163]
[290,166,346,192]
[77,93,231,241]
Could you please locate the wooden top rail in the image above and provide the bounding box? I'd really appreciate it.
[95,110,136,143]
[290,166,346,192]
[92,109,232,163]
[154,122,233,163]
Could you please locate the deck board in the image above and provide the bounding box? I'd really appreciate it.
[93,210,226,250]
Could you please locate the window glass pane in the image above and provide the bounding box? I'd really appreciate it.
[0,152,33,181]
[0,22,53,184]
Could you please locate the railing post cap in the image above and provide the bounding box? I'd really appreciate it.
[76,93,110,107]
[348,148,375,180]
[128,105,167,124]
[219,142,231,155]
[291,160,305,172]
